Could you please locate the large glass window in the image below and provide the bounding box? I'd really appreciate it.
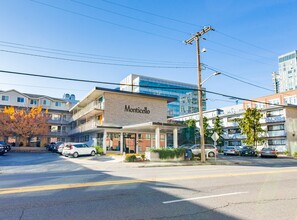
[267,124,284,131]
[30,99,37,105]
[106,132,121,152]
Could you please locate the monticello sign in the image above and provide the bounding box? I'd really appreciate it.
[124,105,150,114]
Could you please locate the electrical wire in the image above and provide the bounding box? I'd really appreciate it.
[202,64,274,92]
[0,69,291,108]
[71,0,191,35]
[30,0,182,42]
[99,0,204,28]
[0,49,196,68]
[0,40,194,65]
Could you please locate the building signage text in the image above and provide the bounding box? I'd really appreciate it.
[124,105,150,114]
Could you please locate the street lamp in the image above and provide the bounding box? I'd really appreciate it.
[201,72,221,85]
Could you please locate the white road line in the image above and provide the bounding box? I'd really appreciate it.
[163,191,248,204]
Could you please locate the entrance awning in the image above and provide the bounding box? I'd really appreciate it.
[122,121,186,133]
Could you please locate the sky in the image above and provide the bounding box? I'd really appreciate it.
[0,0,297,110]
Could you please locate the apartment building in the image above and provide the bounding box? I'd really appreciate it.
[120,74,205,117]
[274,50,297,93]
[172,90,297,156]
[0,89,77,145]
[68,87,184,154]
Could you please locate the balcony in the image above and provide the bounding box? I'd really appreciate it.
[68,119,101,135]
[267,130,286,137]
[72,101,104,121]
[48,131,68,136]
[222,133,246,140]
[262,116,286,123]
[48,119,71,125]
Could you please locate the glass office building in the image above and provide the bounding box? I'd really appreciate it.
[120,74,206,117]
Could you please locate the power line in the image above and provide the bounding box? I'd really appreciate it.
[0,69,290,108]
[99,0,204,28]
[202,64,274,92]
[0,42,194,66]
[0,49,196,69]
[30,0,182,42]
[214,30,279,56]
[71,0,190,35]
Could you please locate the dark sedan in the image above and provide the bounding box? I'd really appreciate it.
[0,144,6,155]
[0,141,11,153]
[239,146,257,156]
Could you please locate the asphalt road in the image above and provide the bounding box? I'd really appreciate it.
[0,153,297,220]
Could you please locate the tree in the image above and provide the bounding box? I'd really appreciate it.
[203,117,212,143]
[236,108,265,147]
[0,106,49,146]
[212,116,224,146]
[182,119,197,144]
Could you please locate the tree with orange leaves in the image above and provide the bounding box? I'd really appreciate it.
[0,106,49,146]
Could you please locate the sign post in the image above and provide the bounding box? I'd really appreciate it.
[211,132,219,162]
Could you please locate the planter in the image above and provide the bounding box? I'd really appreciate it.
[145,151,184,162]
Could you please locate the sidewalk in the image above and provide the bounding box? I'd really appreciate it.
[10,147,48,153]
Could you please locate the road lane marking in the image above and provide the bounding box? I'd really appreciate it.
[163,192,248,204]
[0,169,296,195]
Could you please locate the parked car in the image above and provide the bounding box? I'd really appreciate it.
[178,144,193,149]
[47,142,57,151]
[56,142,66,154]
[52,142,64,153]
[62,143,96,158]
[260,147,277,158]
[0,144,6,156]
[0,141,11,153]
[223,146,240,155]
[189,144,218,157]
[239,146,257,156]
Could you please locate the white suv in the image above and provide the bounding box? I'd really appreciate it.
[62,143,96,158]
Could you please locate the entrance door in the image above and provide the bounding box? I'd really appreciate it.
[123,133,136,153]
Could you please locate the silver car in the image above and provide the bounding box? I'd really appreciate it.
[189,144,218,157]
[260,147,277,158]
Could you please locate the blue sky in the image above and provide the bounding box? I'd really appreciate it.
[0,0,297,110]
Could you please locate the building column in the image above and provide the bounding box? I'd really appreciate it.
[155,127,160,149]
[165,133,168,148]
[173,127,178,148]
[120,132,124,154]
[103,130,107,154]
[136,133,139,153]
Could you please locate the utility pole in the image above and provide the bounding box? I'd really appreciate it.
[185,26,214,163]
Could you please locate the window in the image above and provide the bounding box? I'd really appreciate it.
[284,96,297,105]
[55,102,62,107]
[30,99,37,105]
[42,99,50,106]
[268,139,286,145]
[52,114,61,121]
[228,128,241,134]
[266,109,283,117]
[228,141,241,146]
[1,95,9,101]
[17,97,25,103]
[268,99,280,105]
[267,124,284,131]
[85,135,89,141]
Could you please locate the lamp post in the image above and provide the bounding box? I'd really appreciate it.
[185,26,214,163]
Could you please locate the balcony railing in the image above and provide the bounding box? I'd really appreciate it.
[72,101,104,121]
[262,116,286,123]
[68,119,100,135]
[222,133,246,139]
[48,131,68,136]
[267,130,286,137]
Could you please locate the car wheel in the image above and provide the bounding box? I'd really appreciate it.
[208,152,215,157]
[91,151,96,156]
[73,152,79,158]
[224,153,226,155]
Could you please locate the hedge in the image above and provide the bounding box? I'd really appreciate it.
[150,148,185,159]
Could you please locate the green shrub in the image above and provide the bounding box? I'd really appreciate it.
[150,148,185,159]
[125,154,145,162]
[294,152,297,157]
[95,146,103,155]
